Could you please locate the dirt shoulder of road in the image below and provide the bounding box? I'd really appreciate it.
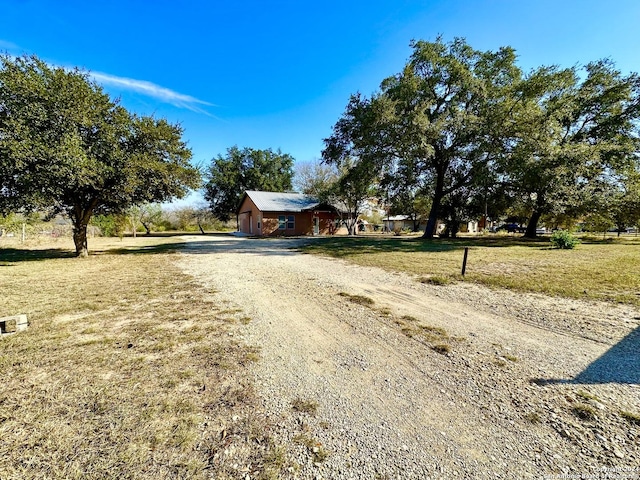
[177,235,640,480]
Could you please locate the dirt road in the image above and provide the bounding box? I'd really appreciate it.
[177,235,640,479]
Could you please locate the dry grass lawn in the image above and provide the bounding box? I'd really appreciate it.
[300,234,640,305]
[0,236,287,479]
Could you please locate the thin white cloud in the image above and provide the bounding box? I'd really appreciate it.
[90,71,215,116]
[0,39,20,50]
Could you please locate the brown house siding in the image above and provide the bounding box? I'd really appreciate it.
[237,195,337,236]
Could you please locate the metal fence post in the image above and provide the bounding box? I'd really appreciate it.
[461,247,469,276]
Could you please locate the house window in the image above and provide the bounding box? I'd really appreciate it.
[278,215,295,229]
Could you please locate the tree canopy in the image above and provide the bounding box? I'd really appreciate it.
[323,38,640,238]
[324,38,521,238]
[204,146,294,221]
[499,60,640,236]
[0,55,200,256]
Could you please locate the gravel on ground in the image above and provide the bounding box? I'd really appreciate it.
[177,235,640,480]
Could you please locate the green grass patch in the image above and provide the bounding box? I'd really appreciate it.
[524,412,542,424]
[300,235,640,305]
[293,434,330,463]
[620,410,640,425]
[431,344,451,355]
[291,398,319,415]
[394,315,452,354]
[338,292,375,306]
[576,390,600,402]
[573,404,597,421]
[420,274,456,285]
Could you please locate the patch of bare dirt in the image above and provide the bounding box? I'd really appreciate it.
[177,235,640,480]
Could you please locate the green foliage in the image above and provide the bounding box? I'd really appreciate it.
[138,203,164,234]
[500,60,640,237]
[323,37,522,238]
[337,292,375,306]
[550,230,580,249]
[361,210,383,225]
[90,214,127,237]
[582,213,615,234]
[0,212,42,234]
[420,275,454,286]
[572,404,596,421]
[323,37,640,240]
[0,55,200,256]
[291,398,319,415]
[204,146,294,221]
[333,159,378,235]
[620,410,640,425]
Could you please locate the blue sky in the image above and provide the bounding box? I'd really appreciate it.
[2,0,640,202]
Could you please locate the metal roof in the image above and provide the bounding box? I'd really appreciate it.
[243,191,322,212]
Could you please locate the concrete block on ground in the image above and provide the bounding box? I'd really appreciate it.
[0,314,28,334]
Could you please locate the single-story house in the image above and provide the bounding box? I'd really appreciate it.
[237,191,340,236]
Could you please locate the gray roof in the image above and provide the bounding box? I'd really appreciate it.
[243,191,322,212]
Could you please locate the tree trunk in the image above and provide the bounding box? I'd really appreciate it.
[70,200,97,257]
[423,195,442,239]
[451,221,459,239]
[423,166,445,239]
[73,223,89,257]
[524,210,542,238]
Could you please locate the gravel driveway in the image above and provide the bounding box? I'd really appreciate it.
[177,235,640,479]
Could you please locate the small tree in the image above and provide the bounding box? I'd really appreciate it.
[139,203,164,235]
[193,204,215,234]
[330,161,377,235]
[294,159,339,196]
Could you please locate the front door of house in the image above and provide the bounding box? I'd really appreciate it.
[313,217,320,235]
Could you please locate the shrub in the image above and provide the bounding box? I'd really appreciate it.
[550,230,579,249]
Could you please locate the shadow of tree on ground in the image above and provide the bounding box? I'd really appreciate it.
[0,248,75,263]
[532,326,640,385]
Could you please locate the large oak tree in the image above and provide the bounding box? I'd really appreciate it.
[0,55,200,256]
[324,38,521,238]
[502,61,640,237]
